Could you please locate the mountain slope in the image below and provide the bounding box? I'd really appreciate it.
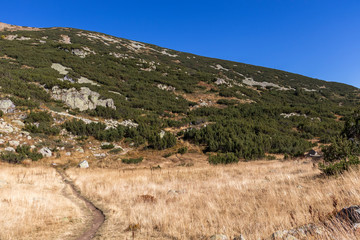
[0,22,359,161]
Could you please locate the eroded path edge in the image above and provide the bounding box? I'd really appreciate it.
[56,167,105,240]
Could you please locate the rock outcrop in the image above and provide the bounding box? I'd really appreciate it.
[39,147,52,157]
[0,99,15,113]
[51,86,115,111]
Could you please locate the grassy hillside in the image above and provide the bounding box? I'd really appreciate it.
[0,24,359,160]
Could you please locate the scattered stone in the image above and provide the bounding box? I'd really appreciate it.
[72,48,89,58]
[78,76,100,86]
[79,160,89,168]
[65,152,71,156]
[51,63,70,75]
[210,234,228,240]
[167,189,186,195]
[0,99,15,113]
[39,147,52,157]
[60,34,71,44]
[0,139,4,145]
[160,130,166,139]
[5,147,15,152]
[9,140,20,147]
[76,147,84,153]
[233,235,245,240]
[94,153,106,158]
[119,119,138,128]
[11,120,24,127]
[243,77,293,91]
[268,224,323,240]
[21,131,30,136]
[157,84,175,91]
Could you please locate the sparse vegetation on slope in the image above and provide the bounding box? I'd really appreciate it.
[0,24,359,160]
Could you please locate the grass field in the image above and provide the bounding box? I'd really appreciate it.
[1,159,360,239]
[66,159,360,239]
[0,164,86,240]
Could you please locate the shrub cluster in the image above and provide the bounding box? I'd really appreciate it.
[208,153,239,165]
[122,157,143,164]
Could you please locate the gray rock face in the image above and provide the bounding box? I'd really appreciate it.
[268,224,323,240]
[9,140,20,147]
[336,205,360,225]
[51,86,115,111]
[79,160,89,168]
[0,99,15,113]
[5,147,15,152]
[39,147,52,157]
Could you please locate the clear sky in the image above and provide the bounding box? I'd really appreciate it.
[2,0,360,88]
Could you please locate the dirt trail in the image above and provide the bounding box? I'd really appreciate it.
[56,168,105,240]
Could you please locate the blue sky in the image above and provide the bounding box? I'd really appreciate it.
[2,0,360,88]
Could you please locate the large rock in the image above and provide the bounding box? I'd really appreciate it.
[336,205,360,225]
[0,99,15,113]
[79,160,89,168]
[51,86,115,111]
[0,121,14,133]
[5,147,15,152]
[39,147,52,157]
[9,140,20,147]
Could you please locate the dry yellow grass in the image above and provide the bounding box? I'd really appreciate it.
[67,160,360,239]
[0,164,86,240]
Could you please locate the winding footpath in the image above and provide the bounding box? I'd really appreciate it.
[56,167,105,240]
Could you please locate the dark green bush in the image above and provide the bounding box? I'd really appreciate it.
[16,145,43,161]
[1,151,25,164]
[122,157,143,164]
[319,156,360,175]
[101,143,115,149]
[208,153,239,165]
[24,111,53,123]
[108,148,123,154]
[177,147,188,155]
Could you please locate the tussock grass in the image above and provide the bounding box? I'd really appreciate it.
[0,165,85,240]
[67,160,360,239]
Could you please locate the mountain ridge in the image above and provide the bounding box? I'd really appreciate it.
[0,21,359,162]
[0,21,357,90]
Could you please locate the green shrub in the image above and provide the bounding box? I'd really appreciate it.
[208,153,239,165]
[319,156,360,175]
[16,145,43,161]
[177,146,188,155]
[163,152,174,158]
[1,151,25,164]
[101,143,115,149]
[24,122,60,135]
[265,155,276,160]
[108,148,123,154]
[24,111,53,123]
[122,157,143,164]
